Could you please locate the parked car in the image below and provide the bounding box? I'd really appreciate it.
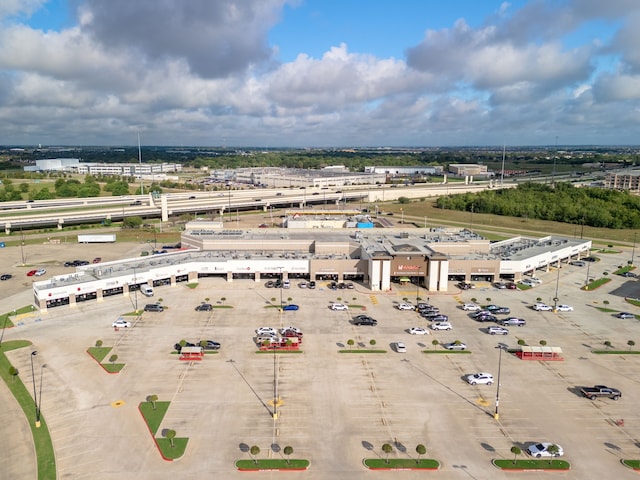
[494,282,507,289]
[533,303,552,311]
[201,340,221,350]
[580,385,621,400]
[396,303,414,310]
[465,372,494,385]
[456,281,474,290]
[308,281,316,289]
[281,326,302,336]
[330,303,349,311]
[112,319,132,328]
[265,280,275,288]
[485,305,510,314]
[528,277,543,284]
[34,268,46,276]
[282,280,291,289]
[555,304,574,312]
[501,317,526,327]
[487,326,509,335]
[472,310,492,318]
[92,257,102,264]
[621,271,636,278]
[506,282,518,290]
[444,341,467,350]
[346,282,355,289]
[416,302,437,311]
[0,274,12,280]
[256,327,278,336]
[144,303,164,312]
[570,260,586,267]
[174,342,196,351]
[282,304,299,311]
[462,303,481,311]
[409,327,429,335]
[395,342,407,353]
[526,442,564,458]
[475,314,498,323]
[519,279,536,287]
[352,315,377,326]
[430,322,453,331]
[195,303,213,311]
[429,314,450,322]
[617,312,635,319]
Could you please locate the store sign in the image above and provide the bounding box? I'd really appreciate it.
[397,265,420,271]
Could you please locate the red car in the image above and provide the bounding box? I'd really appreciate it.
[26,270,37,276]
[92,257,102,264]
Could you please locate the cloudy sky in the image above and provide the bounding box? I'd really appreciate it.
[1,0,640,147]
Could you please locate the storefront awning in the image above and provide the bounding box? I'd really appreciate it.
[399,277,411,282]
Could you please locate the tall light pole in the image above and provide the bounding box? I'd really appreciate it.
[553,260,561,312]
[494,345,503,420]
[227,185,232,224]
[0,312,10,347]
[632,232,637,266]
[585,260,591,286]
[30,351,39,426]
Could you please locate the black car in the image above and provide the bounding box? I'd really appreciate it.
[352,314,378,326]
[475,314,498,323]
[144,303,164,312]
[195,303,213,311]
[0,274,12,281]
[457,281,472,290]
[174,342,196,352]
[485,305,510,314]
[201,340,221,350]
[308,281,316,289]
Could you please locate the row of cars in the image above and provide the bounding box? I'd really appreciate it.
[255,326,303,347]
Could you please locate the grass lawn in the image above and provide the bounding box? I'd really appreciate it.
[256,350,303,354]
[339,349,387,354]
[102,363,126,373]
[363,458,440,469]
[422,350,472,354]
[155,437,189,460]
[0,340,56,480]
[493,458,570,470]
[87,346,112,362]
[592,350,640,355]
[582,278,611,290]
[0,305,39,328]
[139,401,171,435]
[622,459,640,469]
[236,459,310,470]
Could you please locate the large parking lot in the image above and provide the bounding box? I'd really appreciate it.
[4,244,640,479]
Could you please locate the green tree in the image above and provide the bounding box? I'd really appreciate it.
[510,445,521,464]
[415,444,426,463]
[95,339,103,347]
[165,429,176,448]
[347,339,355,350]
[398,196,410,204]
[539,340,547,346]
[382,443,393,464]
[147,394,158,410]
[283,445,293,465]
[546,444,559,463]
[220,297,226,305]
[369,339,376,347]
[122,216,143,228]
[628,340,636,351]
[109,354,118,365]
[8,366,18,382]
[517,339,526,346]
[604,340,612,349]
[250,445,260,464]
[19,183,29,193]
[432,339,439,350]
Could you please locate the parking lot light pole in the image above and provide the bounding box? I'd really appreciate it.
[30,351,39,426]
[553,261,561,312]
[37,364,47,423]
[494,345,503,420]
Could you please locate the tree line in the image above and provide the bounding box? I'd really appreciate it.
[435,182,640,229]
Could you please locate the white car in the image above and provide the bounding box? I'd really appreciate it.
[533,303,553,311]
[395,342,407,353]
[526,442,564,458]
[487,326,509,335]
[409,327,429,335]
[255,327,277,336]
[529,277,543,284]
[465,372,494,385]
[462,303,481,311]
[444,341,467,350]
[35,268,47,276]
[280,326,301,334]
[112,319,132,328]
[396,303,414,311]
[555,304,574,312]
[519,279,536,287]
[330,303,349,311]
[430,322,453,331]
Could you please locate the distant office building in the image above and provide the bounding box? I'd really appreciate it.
[208,167,385,188]
[24,158,80,172]
[24,160,182,176]
[363,166,443,176]
[604,171,640,192]
[448,164,489,176]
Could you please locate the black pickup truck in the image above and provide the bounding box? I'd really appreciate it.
[580,385,622,400]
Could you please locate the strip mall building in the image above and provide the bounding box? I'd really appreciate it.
[32,219,591,311]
